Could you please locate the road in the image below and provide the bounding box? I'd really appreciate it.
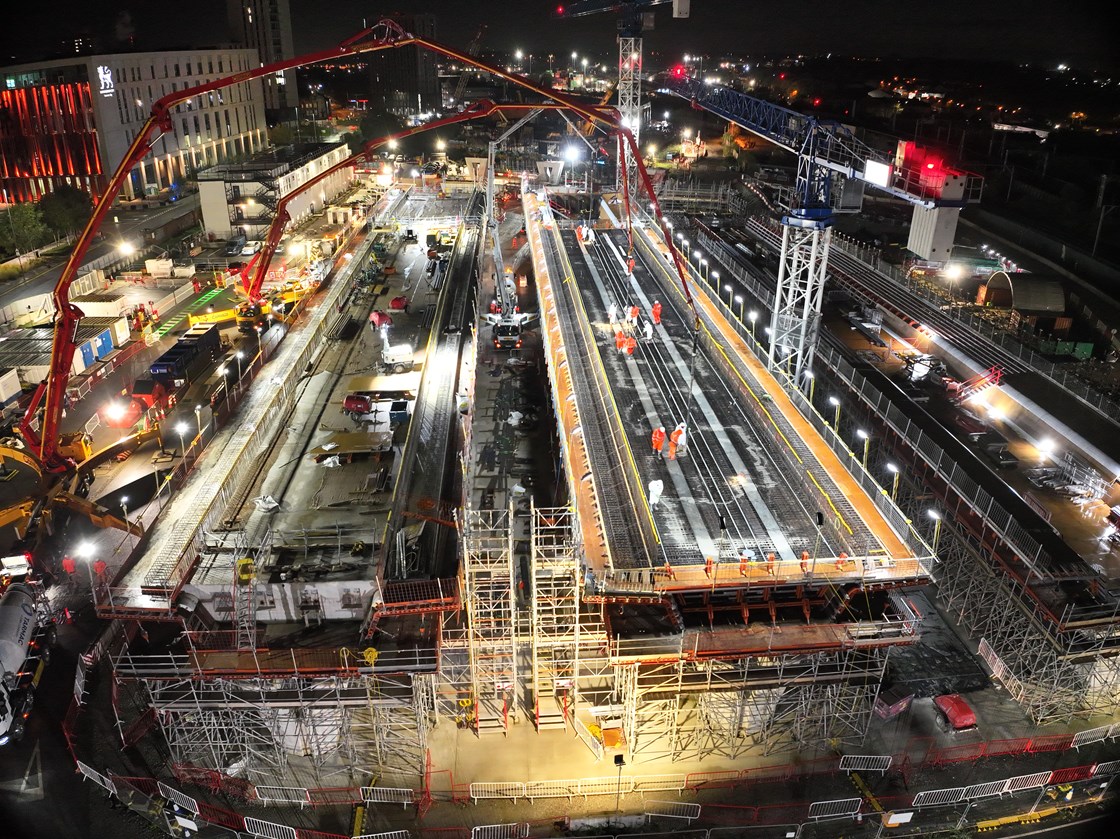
[0,194,201,307]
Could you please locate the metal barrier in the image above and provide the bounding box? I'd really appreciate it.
[644,800,702,822]
[1094,760,1120,776]
[579,776,634,798]
[244,816,299,839]
[354,833,411,839]
[524,779,578,801]
[634,774,687,794]
[1027,733,1075,753]
[470,824,528,839]
[254,785,311,805]
[911,787,967,808]
[807,797,862,819]
[1048,765,1095,784]
[76,760,117,795]
[839,755,892,774]
[963,779,1012,800]
[685,769,742,791]
[1004,771,1051,793]
[157,781,199,815]
[1072,724,1114,749]
[468,782,524,802]
[360,786,415,807]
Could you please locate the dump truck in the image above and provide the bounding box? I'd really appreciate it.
[0,581,56,746]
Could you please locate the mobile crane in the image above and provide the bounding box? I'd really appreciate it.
[5,17,695,548]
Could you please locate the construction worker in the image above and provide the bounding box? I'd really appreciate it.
[765,552,776,576]
[739,550,749,577]
[647,479,664,507]
[663,561,675,580]
[800,550,810,575]
[651,426,667,456]
[644,319,654,341]
[615,330,626,353]
[608,302,618,324]
[624,335,637,356]
[629,304,639,326]
[626,256,636,275]
[651,299,662,325]
[835,551,849,572]
[667,423,684,460]
[704,556,714,578]
[670,422,687,458]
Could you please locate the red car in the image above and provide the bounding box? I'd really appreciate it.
[934,694,977,730]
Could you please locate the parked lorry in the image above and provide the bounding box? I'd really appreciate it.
[0,581,56,746]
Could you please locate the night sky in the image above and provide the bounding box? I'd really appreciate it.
[1,1,1115,71]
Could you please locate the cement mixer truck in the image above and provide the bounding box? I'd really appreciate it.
[0,582,56,746]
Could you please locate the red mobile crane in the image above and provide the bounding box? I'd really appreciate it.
[15,17,693,481]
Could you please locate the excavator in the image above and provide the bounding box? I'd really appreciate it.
[1,17,694,559]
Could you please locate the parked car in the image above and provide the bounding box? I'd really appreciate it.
[241,240,263,256]
[934,694,977,730]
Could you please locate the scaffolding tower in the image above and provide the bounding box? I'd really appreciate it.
[460,505,517,734]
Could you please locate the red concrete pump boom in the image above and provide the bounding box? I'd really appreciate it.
[19,18,690,474]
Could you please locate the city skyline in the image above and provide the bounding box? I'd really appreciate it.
[1,1,1115,71]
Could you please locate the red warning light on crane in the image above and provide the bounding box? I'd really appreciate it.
[671,65,686,78]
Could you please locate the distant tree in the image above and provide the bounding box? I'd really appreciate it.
[0,203,51,257]
[39,184,93,238]
[357,110,404,143]
[269,124,294,145]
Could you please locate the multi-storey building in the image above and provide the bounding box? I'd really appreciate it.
[0,50,268,203]
[227,0,298,113]
[367,14,440,117]
[197,142,353,240]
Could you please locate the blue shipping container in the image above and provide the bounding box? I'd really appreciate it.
[94,328,114,359]
[79,340,95,368]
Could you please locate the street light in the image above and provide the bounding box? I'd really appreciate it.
[614,754,626,825]
[734,294,744,321]
[748,310,758,336]
[886,463,900,502]
[175,421,189,458]
[804,370,816,403]
[856,428,870,468]
[76,541,97,605]
[723,283,733,306]
[927,509,942,553]
[828,396,841,428]
[195,404,203,440]
[699,257,708,280]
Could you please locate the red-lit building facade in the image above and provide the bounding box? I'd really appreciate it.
[1,50,269,204]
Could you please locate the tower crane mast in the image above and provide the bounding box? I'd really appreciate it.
[556,0,689,189]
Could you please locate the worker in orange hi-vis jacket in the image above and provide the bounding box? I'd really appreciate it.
[704,556,713,577]
[651,299,662,325]
[667,423,684,460]
[627,256,636,275]
[651,426,666,456]
[615,330,626,353]
[765,552,776,576]
[835,551,848,571]
[629,304,639,325]
[624,335,637,356]
[800,550,811,574]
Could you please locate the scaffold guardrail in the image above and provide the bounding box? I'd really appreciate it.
[244,816,298,839]
[840,755,892,774]
[157,781,199,815]
[644,800,702,822]
[471,823,529,839]
[360,786,415,806]
[254,786,312,805]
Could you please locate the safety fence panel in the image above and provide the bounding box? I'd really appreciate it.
[807,798,862,819]
[470,824,529,839]
[644,801,701,822]
[196,800,245,831]
[360,787,416,806]
[524,779,578,801]
[1072,724,1112,749]
[244,816,299,839]
[308,787,363,805]
[912,787,967,808]
[1048,765,1095,785]
[746,764,793,784]
[1094,760,1120,777]
[839,755,892,773]
[354,832,412,839]
[157,781,199,815]
[579,776,635,798]
[634,774,687,794]
[963,779,1010,800]
[76,760,117,796]
[1027,733,1074,753]
[927,742,986,766]
[1004,772,1051,793]
[984,738,1030,758]
[685,769,742,791]
[469,782,524,802]
[255,786,312,805]
[710,824,792,838]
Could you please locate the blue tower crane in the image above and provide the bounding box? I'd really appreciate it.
[667,75,982,379]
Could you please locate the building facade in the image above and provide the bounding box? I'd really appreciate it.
[368,14,440,117]
[197,142,354,240]
[227,0,298,113]
[1,50,268,203]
